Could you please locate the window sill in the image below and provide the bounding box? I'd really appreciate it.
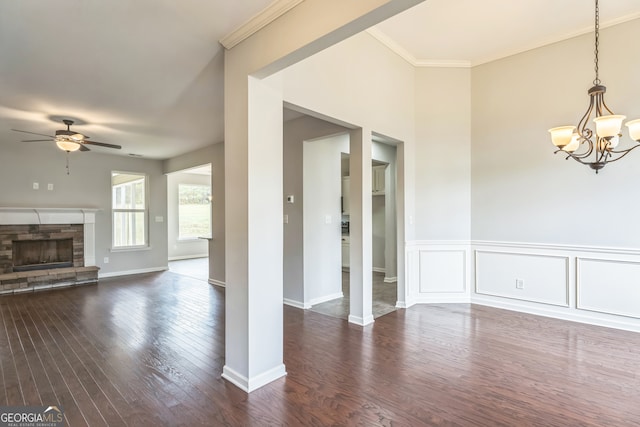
[110,245,152,253]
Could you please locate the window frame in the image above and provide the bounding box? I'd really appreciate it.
[111,171,149,250]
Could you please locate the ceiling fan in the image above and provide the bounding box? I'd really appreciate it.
[12,119,122,152]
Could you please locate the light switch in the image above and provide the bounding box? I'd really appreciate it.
[155,216,164,222]
[283,214,289,224]
[325,215,332,224]
[47,183,54,191]
[32,182,39,190]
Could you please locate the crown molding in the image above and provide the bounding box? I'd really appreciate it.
[220,0,305,49]
[365,27,418,66]
[413,59,472,68]
[369,13,640,69]
[366,27,471,68]
[471,12,640,66]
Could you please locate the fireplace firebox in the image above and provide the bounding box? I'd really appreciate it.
[12,238,74,272]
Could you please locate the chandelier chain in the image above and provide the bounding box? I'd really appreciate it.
[593,0,600,85]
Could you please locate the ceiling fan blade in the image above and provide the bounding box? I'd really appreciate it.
[22,139,53,142]
[83,140,122,149]
[79,144,90,152]
[12,129,55,138]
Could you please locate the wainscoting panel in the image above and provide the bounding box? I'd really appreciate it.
[577,258,640,319]
[475,251,569,307]
[406,241,470,305]
[419,250,466,293]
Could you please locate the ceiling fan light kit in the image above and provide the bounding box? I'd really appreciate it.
[548,0,640,173]
[55,139,81,152]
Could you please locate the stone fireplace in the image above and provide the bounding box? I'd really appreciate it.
[0,208,100,294]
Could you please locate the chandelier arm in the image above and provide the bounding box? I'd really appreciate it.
[600,96,616,116]
[595,143,609,164]
[576,96,595,134]
[568,139,595,160]
[555,147,593,165]
[605,144,640,161]
[560,152,590,166]
[595,93,604,117]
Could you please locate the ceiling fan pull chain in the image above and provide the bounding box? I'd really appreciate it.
[66,153,71,175]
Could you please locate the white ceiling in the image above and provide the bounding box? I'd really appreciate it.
[2,0,639,160]
[374,0,640,66]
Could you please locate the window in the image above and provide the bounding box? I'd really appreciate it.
[178,184,211,239]
[112,172,147,248]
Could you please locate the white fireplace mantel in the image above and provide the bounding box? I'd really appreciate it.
[0,207,98,225]
[0,207,99,267]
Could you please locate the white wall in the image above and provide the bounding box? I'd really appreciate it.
[471,19,640,247]
[0,142,168,276]
[166,171,209,260]
[414,66,471,241]
[303,133,349,305]
[469,18,640,331]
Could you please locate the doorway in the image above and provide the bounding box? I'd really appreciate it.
[166,164,212,281]
[308,141,399,320]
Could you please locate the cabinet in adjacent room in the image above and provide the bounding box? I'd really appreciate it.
[341,176,350,215]
[341,235,350,268]
[372,165,386,195]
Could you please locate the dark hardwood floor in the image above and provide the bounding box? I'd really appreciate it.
[1,270,640,426]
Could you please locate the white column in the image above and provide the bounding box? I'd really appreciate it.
[222,76,286,392]
[349,128,374,326]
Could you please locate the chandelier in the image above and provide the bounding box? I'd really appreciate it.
[548,0,640,173]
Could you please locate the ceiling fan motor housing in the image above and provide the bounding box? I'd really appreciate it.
[55,129,85,141]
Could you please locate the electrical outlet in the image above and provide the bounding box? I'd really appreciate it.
[283,214,289,224]
[103,257,109,264]
[32,182,39,190]
[47,183,54,191]
[515,279,524,289]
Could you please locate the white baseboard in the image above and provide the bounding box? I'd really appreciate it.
[348,314,375,326]
[99,267,168,278]
[222,364,287,393]
[383,276,397,283]
[472,294,640,333]
[308,292,343,307]
[373,267,386,273]
[208,278,226,287]
[413,294,470,304]
[283,298,311,309]
[168,254,208,261]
